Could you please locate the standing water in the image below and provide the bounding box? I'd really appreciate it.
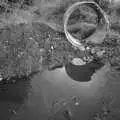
[1,62,120,120]
[11,61,111,120]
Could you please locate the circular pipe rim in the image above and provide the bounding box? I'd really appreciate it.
[64,1,110,50]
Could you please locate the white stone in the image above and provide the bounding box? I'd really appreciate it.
[71,58,86,65]
[0,74,3,81]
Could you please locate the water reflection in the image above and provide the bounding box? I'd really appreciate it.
[0,76,31,120]
[1,61,118,120]
[10,63,117,120]
[65,59,104,82]
[0,77,31,103]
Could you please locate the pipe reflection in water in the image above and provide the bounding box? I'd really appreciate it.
[65,59,104,82]
[10,62,112,120]
[40,62,110,104]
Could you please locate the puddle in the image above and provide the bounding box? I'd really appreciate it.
[1,62,120,120]
[0,77,31,120]
[12,63,109,120]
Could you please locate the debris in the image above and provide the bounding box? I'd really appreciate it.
[12,110,17,114]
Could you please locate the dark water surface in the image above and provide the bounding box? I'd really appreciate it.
[0,77,31,120]
[0,63,120,120]
[65,59,104,82]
